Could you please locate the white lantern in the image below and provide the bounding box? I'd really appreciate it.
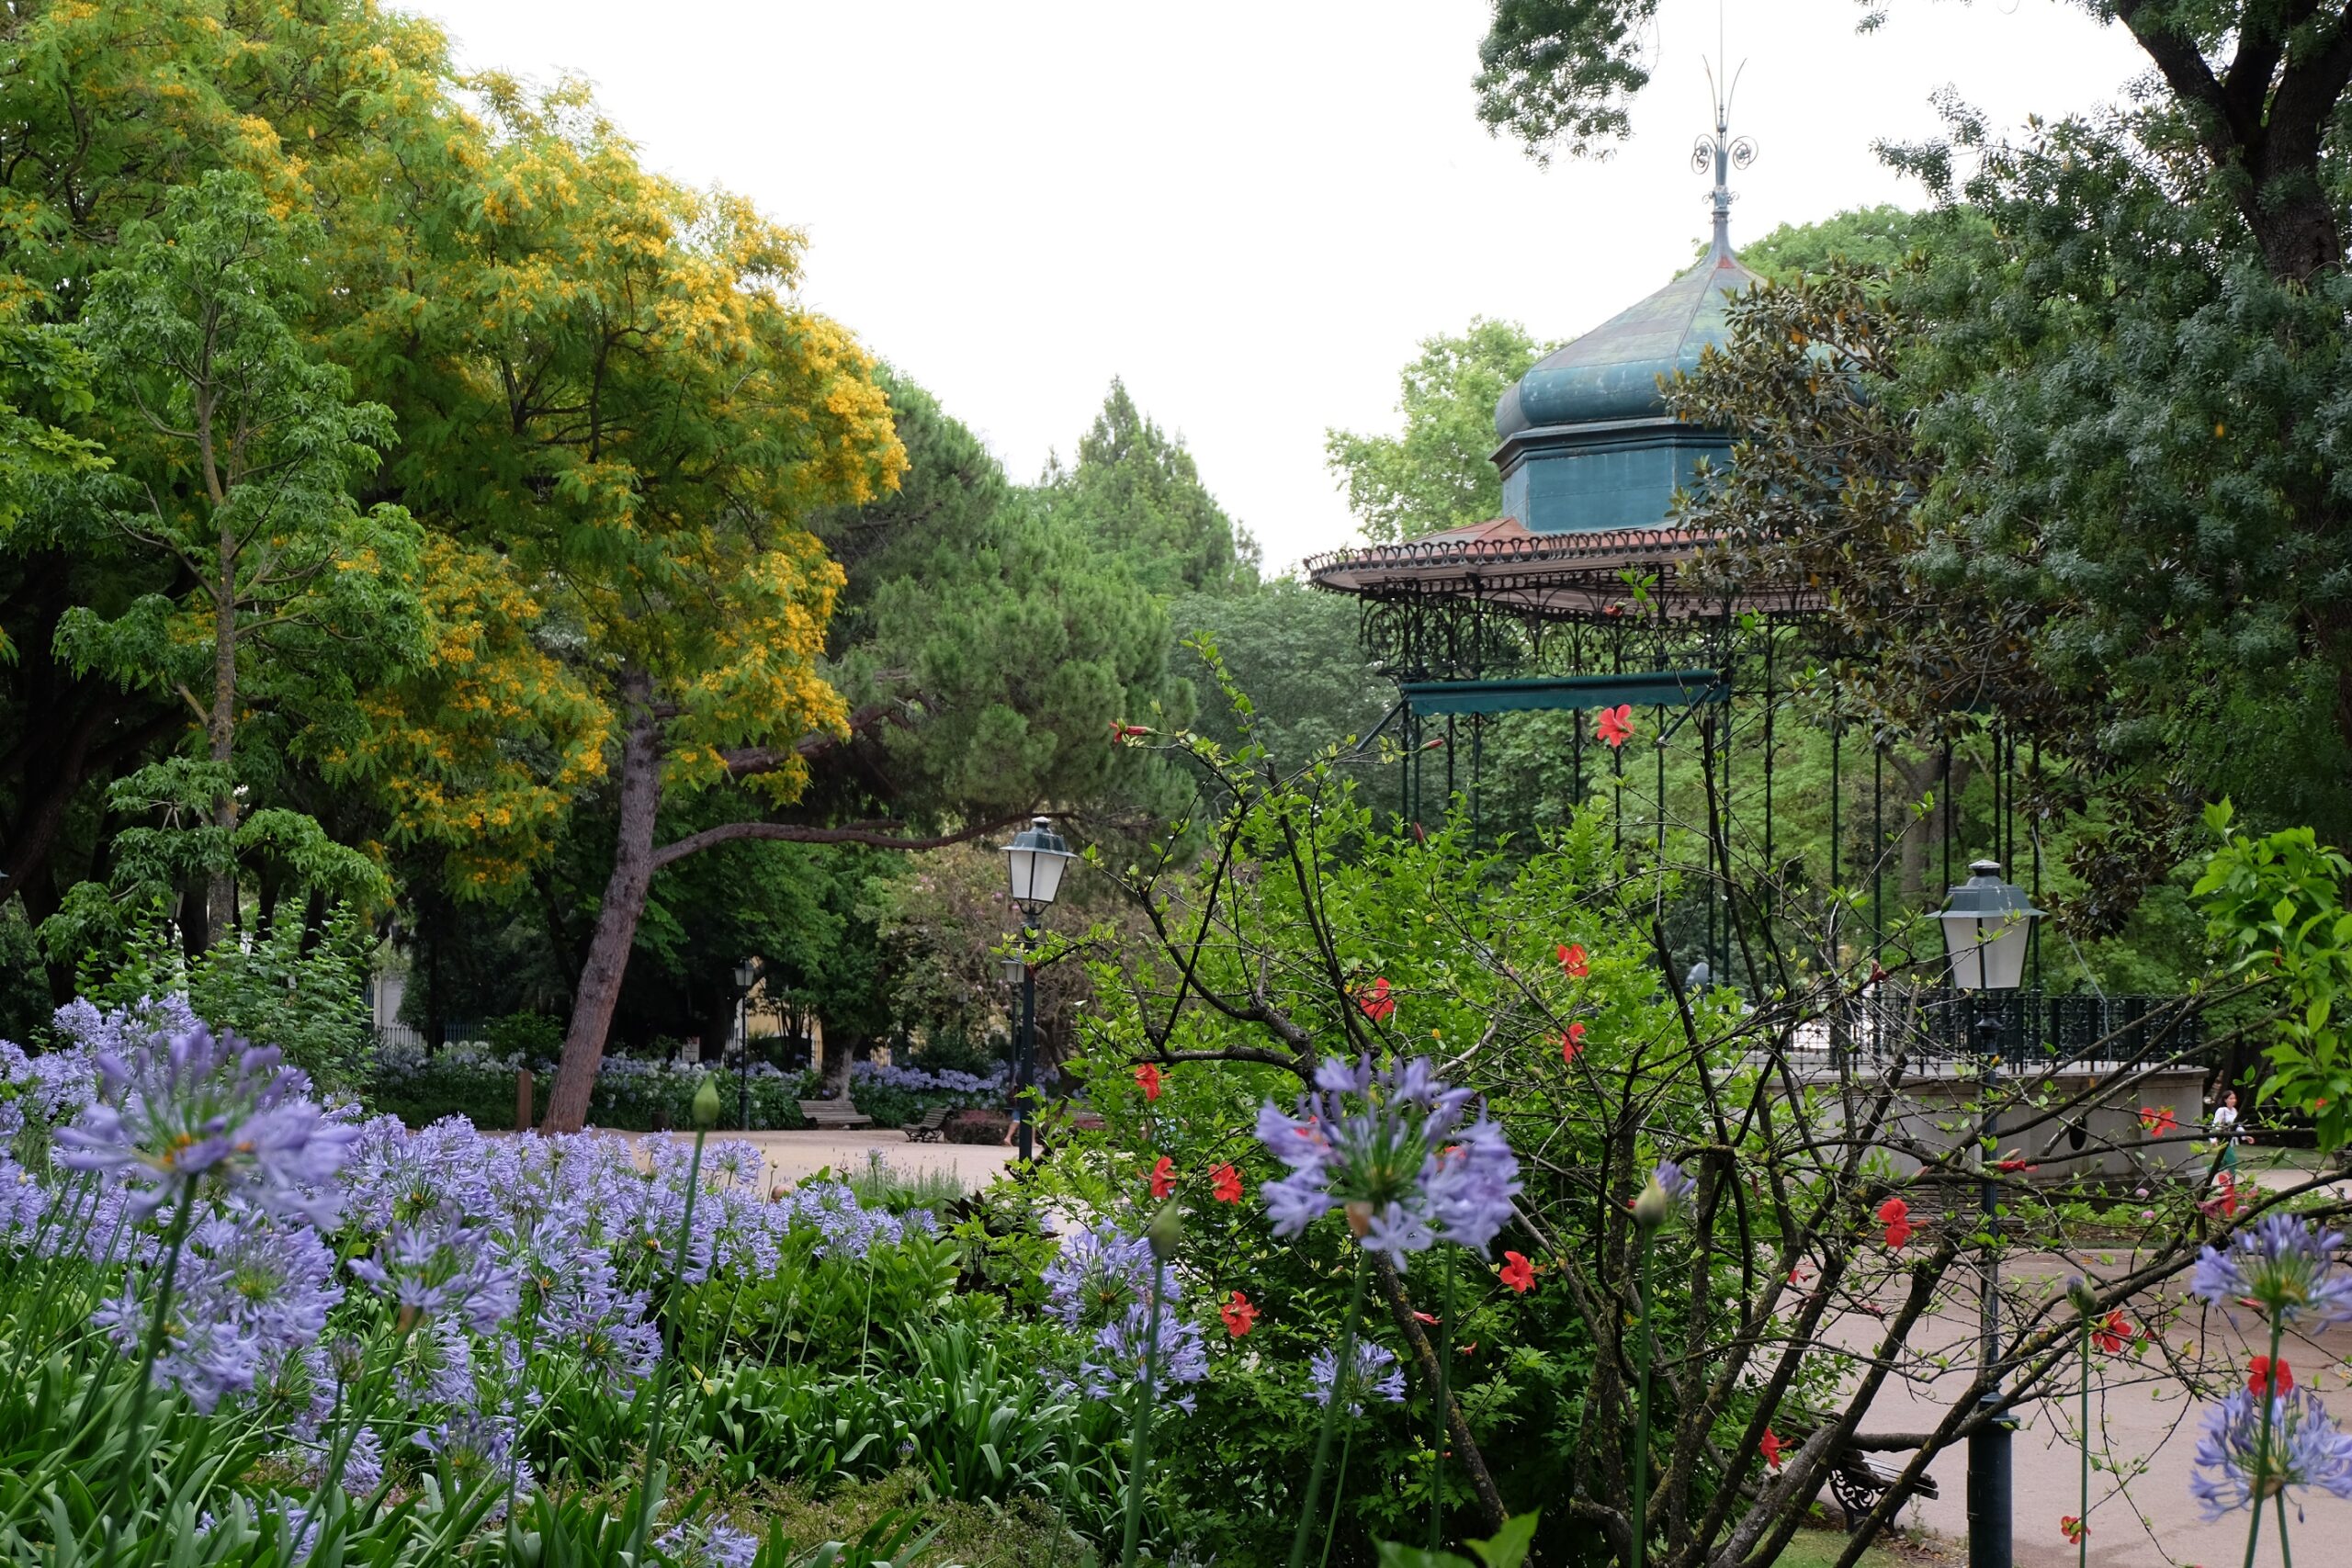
[1003,816,1075,915]
[1936,859,2043,992]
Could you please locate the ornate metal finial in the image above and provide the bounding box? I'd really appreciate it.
[1690,55,1757,260]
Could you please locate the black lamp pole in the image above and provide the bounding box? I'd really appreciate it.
[1016,924,1038,1164]
[1939,857,2038,1568]
[734,960,756,1131]
[1966,998,2012,1568]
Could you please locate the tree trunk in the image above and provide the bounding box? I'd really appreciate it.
[820,1025,866,1096]
[205,530,239,945]
[541,671,663,1133]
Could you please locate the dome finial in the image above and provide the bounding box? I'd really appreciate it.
[1690,14,1758,262]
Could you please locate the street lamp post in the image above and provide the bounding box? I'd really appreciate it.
[734,960,757,1131]
[1935,858,2043,1568]
[1001,816,1075,1164]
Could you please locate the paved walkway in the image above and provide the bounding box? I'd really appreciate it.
[1845,1157,2352,1567]
[631,1127,1014,1196]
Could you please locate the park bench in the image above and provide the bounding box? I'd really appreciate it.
[1825,1445,1939,1532]
[903,1105,952,1142]
[797,1098,873,1130]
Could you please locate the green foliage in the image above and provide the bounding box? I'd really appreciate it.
[1474,0,1660,164]
[1170,587,1395,795]
[2192,801,2352,1150]
[1733,203,1996,283]
[1324,318,1552,543]
[1379,1512,1540,1568]
[68,901,375,1089]
[1043,379,1256,597]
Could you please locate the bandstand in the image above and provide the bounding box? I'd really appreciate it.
[1306,97,2202,1080]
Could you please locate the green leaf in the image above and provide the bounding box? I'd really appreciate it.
[1466,1513,1543,1568]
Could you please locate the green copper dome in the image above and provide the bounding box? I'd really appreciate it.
[1494,247,1762,436]
[1489,237,1760,537]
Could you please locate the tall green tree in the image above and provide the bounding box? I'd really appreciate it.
[1324,318,1550,543]
[55,169,423,947]
[1044,379,1257,595]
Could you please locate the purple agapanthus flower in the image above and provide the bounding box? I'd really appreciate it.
[1306,1339,1407,1417]
[1653,1159,1698,1204]
[54,1021,355,1228]
[88,1203,343,1413]
[1255,1055,1520,1269]
[348,1203,520,1335]
[1042,1224,1209,1411]
[2188,1388,2352,1519]
[2188,1213,2352,1328]
[656,1517,761,1568]
[417,1411,534,1513]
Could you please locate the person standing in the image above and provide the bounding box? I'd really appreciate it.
[2211,1087,2244,1175]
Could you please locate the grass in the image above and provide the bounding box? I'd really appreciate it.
[1770,1525,1943,1568]
[844,1149,971,1215]
[693,1471,1093,1566]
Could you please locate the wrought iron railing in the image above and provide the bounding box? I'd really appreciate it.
[1800,987,2205,1071]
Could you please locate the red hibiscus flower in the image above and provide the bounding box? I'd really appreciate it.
[1209,1162,1243,1203]
[2203,1170,2241,1219]
[1355,976,1396,1023]
[1994,1152,2036,1174]
[1499,1250,1536,1293]
[1759,1428,1784,1472]
[2092,1311,2132,1355]
[2250,1356,2293,1396]
[1220,1290,1259,1337]
[1560,1022,1588,1064]
[1134,1063,1162,1101]
[1877,1197,1914,1248]
[1597,705,1636,750]
[2060,1517,2087,1545]
[1148,1156,1175,1200]
[2138,1105,2177,1136]
[1556,942,1589,979]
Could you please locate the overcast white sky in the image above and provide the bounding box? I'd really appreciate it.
[412,0,2152,571]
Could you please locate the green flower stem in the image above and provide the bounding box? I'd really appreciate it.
[1429,1247,1454,1551]
[627,1123,709,1565]
[1318,1419,1359,1568]
[2244,1314,2285,1568]
[2078,1319,2090,1568]
[1630,1230,1657,1568]
[115,1179,198,1508]
[1291,1251,1369,1568]
[1121,1254,1167,1568]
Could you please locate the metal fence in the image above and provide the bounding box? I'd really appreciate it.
[1805,987,2205,1071]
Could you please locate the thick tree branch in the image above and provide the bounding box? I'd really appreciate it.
[648,811,1032,871]
[721,698,912,777]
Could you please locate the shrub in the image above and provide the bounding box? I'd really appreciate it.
[944,1110,1010,1145]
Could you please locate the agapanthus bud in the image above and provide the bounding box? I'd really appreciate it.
[2066,1274,2099,1315]
[691,1075,721,1131]
[1634,1159,1695,1231]
[1146,1201,1183,1260]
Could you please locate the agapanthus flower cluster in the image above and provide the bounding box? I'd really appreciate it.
[349,1203,522,1336]
[656,1516,761,1568]
[2189,1214,2352,1328]
[418,1411,534,1517]
[89,1205,343,1412]
[1306,1339,1406,1416]
[55,1020,356,1227]
[2188,1387,2352,1519]
[1042,1224,1209,1411]
[1256,1055,1521,1269]
[852,1060,1008,1096]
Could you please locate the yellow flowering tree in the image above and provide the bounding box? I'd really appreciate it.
[328,80,906,1129]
